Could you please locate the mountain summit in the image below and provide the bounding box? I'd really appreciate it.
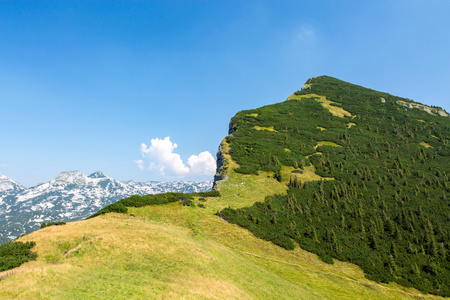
[88,171,108,179]
[53,170,87,184]
[0,173,24,193]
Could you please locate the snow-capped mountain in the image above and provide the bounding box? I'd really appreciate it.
[0,173,25,194]
[0,171,213,244]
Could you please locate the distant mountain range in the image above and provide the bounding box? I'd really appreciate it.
[0,171,212,244]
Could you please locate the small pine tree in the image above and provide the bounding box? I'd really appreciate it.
[390,242,398,258]
[340,214,346,229]
[368,233,377,250]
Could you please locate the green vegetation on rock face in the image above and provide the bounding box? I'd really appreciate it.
[219,76,450,296]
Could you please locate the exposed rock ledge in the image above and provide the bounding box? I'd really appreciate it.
[212,143,227,190]
[212,122,237,190]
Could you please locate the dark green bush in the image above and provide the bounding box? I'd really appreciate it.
[0,241,37,272]
[40,221,66,229]
[318,253,334,264]
[193,190,221,197]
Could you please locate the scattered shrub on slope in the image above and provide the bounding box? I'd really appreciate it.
[88,190,220,219]
[0,241,37,272]
[40,221,66,229]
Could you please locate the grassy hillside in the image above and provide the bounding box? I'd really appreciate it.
[0,198,443,299]
[1,76,448,299]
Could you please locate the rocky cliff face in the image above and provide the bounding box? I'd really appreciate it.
[212,143,227,190]
[212,121,237,190]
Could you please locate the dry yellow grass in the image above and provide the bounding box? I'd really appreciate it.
[317,126,327,131]
[289,165,334,183]
[421,142,433,148]
[314,141,342,150]
[287,93,353,118]
[246,113,258,117]
[307,152,322,159]
[2,200,442,299]
[253,125,277,132]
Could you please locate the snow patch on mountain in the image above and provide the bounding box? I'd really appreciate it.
[0,173,25,193]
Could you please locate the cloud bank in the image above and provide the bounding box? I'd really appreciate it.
[138,137,216,178]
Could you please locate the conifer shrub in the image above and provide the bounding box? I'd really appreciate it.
[318,253,334,264]
[192,190,221,197]
[40,221,66,229]
[88,202,127,219]
[0,241,37,272]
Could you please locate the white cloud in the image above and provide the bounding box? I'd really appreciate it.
[187,151,216,176]
[138,137,215,178]
[0,163,10,168]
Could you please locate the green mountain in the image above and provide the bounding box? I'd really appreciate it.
[218,76,450,296]
[1,76,448,299]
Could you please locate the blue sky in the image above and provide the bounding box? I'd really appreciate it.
[1,1,449,187]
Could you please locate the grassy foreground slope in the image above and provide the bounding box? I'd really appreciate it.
[0,201,443,299]
[0,77,447,299]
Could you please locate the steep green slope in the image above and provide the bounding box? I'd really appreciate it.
[218,76,450,296]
